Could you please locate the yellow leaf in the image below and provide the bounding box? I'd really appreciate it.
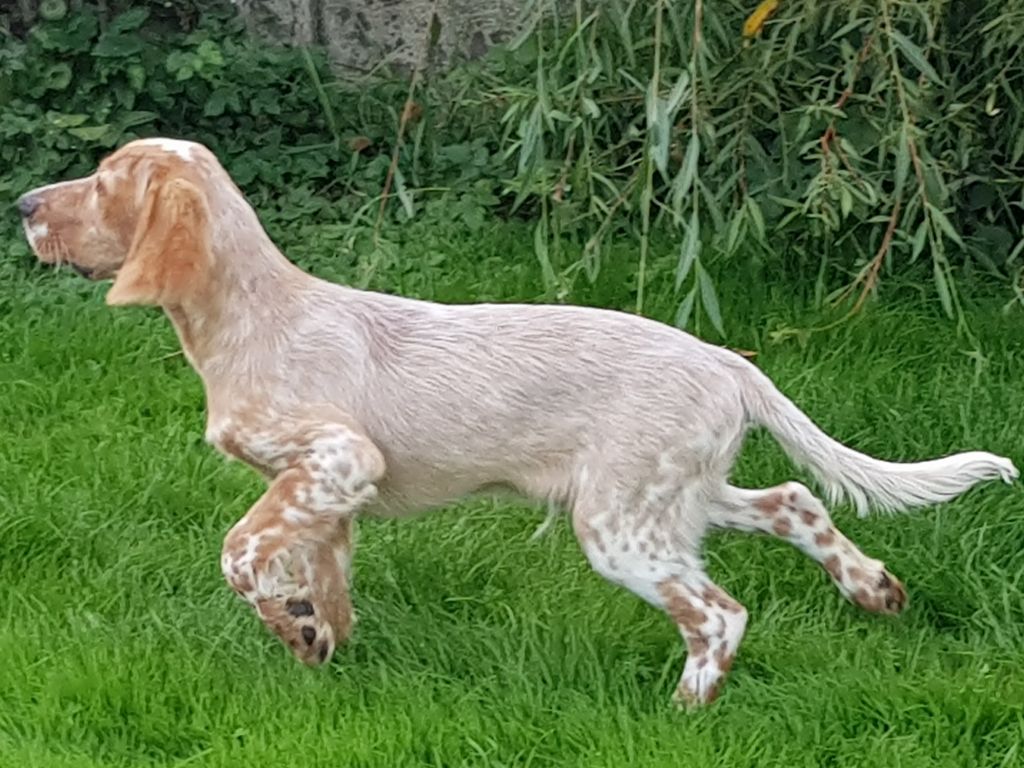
[742,0,780,39]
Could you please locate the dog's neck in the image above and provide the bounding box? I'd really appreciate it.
[163,198,312,404]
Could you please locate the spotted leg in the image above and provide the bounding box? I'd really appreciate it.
[657,573,749,709]
[572,484,748,709]
[710,482,907,614]
[218,415,385,665]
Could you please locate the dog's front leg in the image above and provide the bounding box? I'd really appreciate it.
[218,417,385,666]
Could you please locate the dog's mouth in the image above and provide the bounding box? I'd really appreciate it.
[20,221,117,281]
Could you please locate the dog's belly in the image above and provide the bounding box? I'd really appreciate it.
[360,462,514,518]
[360,449,572,519]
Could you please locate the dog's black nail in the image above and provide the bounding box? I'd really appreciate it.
[318,642,330,663]
[288,600,314,617]
[301,626,316,645]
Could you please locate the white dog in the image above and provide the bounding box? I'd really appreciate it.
[18,138,1018,707]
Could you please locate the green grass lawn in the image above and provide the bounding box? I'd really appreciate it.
[1,226,1023,767]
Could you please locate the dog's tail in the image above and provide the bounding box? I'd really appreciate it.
[734,357,1017,516]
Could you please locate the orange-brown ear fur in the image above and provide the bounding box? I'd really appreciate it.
[106,177,211,307]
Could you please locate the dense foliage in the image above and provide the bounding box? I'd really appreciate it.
[489,0,1024,329]
[2,0,1022,333]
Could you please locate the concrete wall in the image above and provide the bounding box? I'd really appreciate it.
[233,0,538,74]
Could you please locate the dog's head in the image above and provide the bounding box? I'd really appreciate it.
[17,138,216,307]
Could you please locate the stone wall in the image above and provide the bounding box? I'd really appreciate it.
[233,0,538,74]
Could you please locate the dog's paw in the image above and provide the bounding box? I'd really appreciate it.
[256,594,336,666]
[223,537,352,666]
[848,564,907,615]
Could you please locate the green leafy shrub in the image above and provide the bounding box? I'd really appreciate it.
[476,0,1024,329]
[3,0,1022,333]
[0,1,514,287]
[2,4,325,195]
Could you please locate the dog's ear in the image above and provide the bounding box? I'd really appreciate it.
[106,177,211,307]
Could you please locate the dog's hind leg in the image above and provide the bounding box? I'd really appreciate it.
[570,474,748,708]
[709,482,907,614]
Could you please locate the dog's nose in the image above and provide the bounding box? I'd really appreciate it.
[17,194,40,219]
